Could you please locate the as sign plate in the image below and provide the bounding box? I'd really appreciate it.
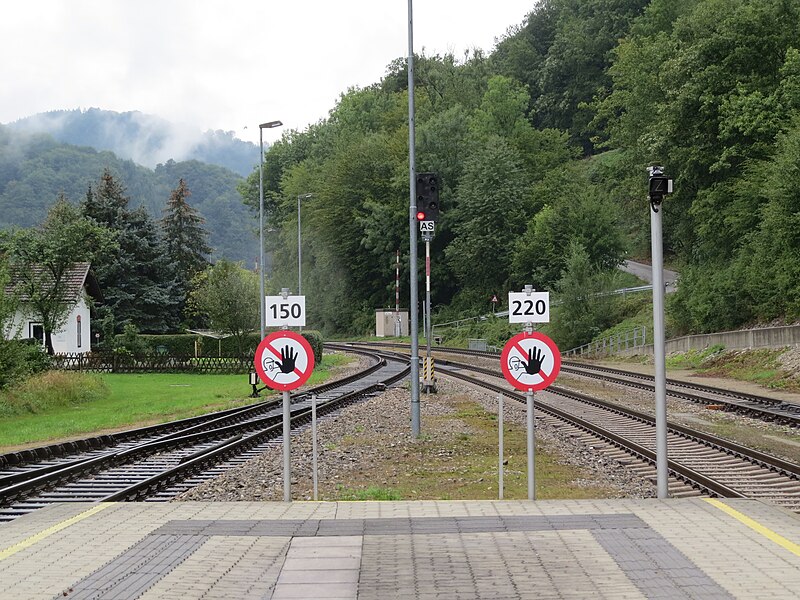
[266,295,306,327]
[507,291,549,324]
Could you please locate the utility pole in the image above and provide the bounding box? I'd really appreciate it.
[407,0,420,437]
[648,165,673,499]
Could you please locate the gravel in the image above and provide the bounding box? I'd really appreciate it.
[174,357,657,502]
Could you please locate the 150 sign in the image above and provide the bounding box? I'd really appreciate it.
[266,295,306,327]
[507,291,549,324]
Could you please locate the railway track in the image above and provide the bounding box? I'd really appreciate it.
[351,341,800,426]
[354,343,800,512]
[0,348,408,522]
[440,356,800,511]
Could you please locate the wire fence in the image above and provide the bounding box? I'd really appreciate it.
[51,353,255,374]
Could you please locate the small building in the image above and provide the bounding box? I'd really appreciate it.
[375,309,409,337]
[3,262,101,354]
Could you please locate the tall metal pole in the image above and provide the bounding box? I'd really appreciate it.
[259,128,266,340]
[650,193,669,499]
[407,0,420,436]
[257,120,282,339]
[298,194,302,296]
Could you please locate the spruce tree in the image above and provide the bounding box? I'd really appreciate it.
[83,169,179,334]
[161,178,211,303]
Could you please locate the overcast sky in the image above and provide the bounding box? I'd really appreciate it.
[1,1,535,146]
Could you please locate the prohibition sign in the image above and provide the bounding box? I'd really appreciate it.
[254,331,315,391]
[500,331,561,392]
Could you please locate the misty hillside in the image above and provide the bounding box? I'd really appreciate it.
[0,124,255,264]
[5,108,259,177]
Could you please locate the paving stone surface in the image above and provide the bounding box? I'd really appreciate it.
[0,499,797,599]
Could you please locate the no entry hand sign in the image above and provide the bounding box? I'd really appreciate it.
[500,331,561,392]
[254,331,315,391]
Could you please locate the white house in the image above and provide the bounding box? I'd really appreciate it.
[3,262,101,354]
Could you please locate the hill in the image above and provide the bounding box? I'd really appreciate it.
[0,125,255,264]
[4,108,258,177]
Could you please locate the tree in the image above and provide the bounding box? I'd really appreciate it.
[1,196,115,353]
[550,241,618,350]
[161,178,211,324]
[187,260,258,357]
[446,136,530,299]
[83,170,180,333]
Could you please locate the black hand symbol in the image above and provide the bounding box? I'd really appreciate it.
[525,347,544,375]
[278,345,297,374]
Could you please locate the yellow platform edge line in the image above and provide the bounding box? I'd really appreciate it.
[705,498,800,557]
[0,502,115,561]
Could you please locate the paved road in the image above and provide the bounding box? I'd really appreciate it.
[620,260,679,291]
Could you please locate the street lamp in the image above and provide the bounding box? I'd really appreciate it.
[259,120,283,339]
[297,193,313,295]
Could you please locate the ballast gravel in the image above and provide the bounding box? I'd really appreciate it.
[175,358,657,503]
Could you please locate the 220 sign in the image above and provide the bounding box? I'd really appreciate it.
[265,295,306,327]
[507,291,549,324]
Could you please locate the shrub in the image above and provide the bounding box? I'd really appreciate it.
[0,371,109,416]
[301,330,324,364]
[0,339,51,390]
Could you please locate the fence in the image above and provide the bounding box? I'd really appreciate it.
[562,326,648,358]
[51,353,255,374]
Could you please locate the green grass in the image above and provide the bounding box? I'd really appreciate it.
[665,344,726,369]
[0,354,352,450]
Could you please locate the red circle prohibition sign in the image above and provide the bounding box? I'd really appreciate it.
[500,331,561,392]
[254,331,315,391]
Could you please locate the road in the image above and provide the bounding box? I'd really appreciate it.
[620,260,679,291]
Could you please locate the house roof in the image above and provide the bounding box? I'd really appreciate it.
[6,262,102,304]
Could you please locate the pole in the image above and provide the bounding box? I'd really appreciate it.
[498,394,504,500]
[258,128,266,340]
[282,389,291,502]
[312,394,318,501]
[650,196,669,499]
[527,389,535,501]
[395,249,400,313]
[297,195,302,296]
[424,237,432,392]
[408,0,420,437]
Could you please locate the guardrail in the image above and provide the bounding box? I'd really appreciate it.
[432,286,656,331]
[562,326,648,358]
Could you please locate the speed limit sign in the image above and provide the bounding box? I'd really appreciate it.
[266,295,306,327]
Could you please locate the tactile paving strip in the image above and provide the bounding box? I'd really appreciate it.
[57,514,734,600]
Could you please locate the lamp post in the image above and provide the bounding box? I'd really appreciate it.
[258,120,283,339]
[297,193,313,295]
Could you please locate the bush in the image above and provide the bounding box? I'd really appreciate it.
[0,371,109,416]
[0,339,51,390]
[301,330,324,363]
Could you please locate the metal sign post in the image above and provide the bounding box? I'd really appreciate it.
[254,327,315,503]
[498,394,504,500]
[422,227,435,393]
[502,288,559,501]
[312,394,318,501]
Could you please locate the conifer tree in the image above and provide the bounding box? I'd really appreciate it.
[83,169,179,334]
[161,178,211,326]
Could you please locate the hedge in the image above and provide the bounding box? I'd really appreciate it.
[116,330,324,363]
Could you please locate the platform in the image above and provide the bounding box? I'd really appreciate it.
[1,498,799,599]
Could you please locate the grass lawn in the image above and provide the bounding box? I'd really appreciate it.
[0,353,350,451]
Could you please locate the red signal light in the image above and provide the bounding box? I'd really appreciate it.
[416,211,426,221]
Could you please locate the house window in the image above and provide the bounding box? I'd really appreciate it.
[77,315,82,348]
[29,323,44,345]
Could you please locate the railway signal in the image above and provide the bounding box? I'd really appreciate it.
[416,172,440,222]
